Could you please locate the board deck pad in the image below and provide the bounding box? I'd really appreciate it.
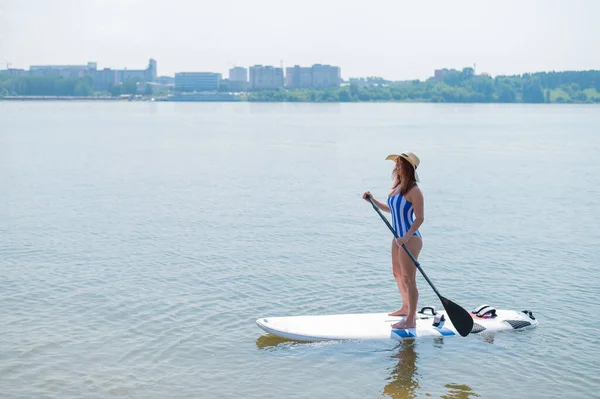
[256,307,538,341]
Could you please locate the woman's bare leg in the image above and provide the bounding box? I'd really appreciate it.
[388,239,409,316]
[391,236,423,329]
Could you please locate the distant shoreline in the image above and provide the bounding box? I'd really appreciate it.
[0,95,121,101]
[1,95,598,104]
[3,69,600,104]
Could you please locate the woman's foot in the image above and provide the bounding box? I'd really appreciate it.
[388,307,408,316]
[391,318,416,329]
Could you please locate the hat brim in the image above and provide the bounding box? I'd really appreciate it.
[386,153,415,167]
[386,154,419,182]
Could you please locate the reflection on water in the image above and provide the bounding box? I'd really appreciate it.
[256,334,479,398]
[440,383,481,398]
[382,340,420,398]
[474,333,495,345]
[255,333,295,350]
[382,339,480,398]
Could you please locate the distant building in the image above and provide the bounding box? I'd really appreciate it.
[137,81,174,95]
[155,76,175,85]
[285,65,312,89]
[229,67,248,82]
[147,58,157,81]
[118,69,147,83]
[174,72,221,92]
[349,78,366,87]
[285,64,341,89]
[117,59,157,84]
[349,77,390,87]
[228,67,248,91]
[311,64,341,89]
[249,65,284,90]
[0,68,27,76]
[434,69,446,82]
[29,62,97,78]
[93,68,119,91]
[26,58,157,91]
[227,81,248,92]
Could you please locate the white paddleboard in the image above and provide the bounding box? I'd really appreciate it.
[256,306,538,341]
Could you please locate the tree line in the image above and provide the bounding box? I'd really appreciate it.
[2,68,599,103]
[0,76,142,97]
[244,68,600,103]
[0,76,95,97]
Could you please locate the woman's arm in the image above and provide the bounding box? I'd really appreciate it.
[372,197,391,213]
[363,191,390,212]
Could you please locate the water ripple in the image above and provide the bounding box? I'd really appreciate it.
[1,102,599,398]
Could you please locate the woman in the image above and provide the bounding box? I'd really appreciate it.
[363,151,424,329]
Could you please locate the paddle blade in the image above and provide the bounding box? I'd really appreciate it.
[440,296,474,337]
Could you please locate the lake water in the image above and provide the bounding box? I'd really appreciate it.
[1,101,599,398]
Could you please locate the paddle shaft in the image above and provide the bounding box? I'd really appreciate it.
[367,195,442,300]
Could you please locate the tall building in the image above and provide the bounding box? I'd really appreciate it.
[147,58,157,82]
[229,67,247,82]
[228,66,248,92]
[174,72,221,92]
[285,65,312,89]
[311,64,341,89]
[93,68,119,91]
[284,64,341,89]
[249,65,284,90]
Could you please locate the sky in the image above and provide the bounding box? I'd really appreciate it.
[0,0,598,81]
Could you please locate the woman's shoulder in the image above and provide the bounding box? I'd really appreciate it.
[406,184,423,200]
[408,183,421,192]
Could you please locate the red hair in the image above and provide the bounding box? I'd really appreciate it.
[392,157,417,195]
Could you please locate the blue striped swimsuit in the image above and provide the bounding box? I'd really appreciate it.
[387,192,422,239]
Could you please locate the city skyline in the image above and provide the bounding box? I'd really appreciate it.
[0,58,348,94]
[2,58,343,81]
[3,55,599,84]
[4,56,599,84]
[1,0,598,81]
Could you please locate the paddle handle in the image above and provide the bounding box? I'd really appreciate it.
[366,195,442,300]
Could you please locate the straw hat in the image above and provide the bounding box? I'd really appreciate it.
[386,151,420,182]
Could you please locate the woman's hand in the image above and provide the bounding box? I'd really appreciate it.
[363,191,391,213]
[395,236,409,247]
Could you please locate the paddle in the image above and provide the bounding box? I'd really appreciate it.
[366,195,474,337]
